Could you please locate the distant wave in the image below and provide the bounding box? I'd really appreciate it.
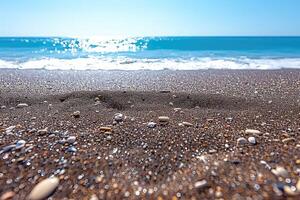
[1,57,300,70]
[1,37,300,70]
[1,36,300,53]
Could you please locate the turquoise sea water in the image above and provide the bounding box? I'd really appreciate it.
[0,37,300,70]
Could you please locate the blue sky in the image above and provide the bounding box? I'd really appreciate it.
[1,0,300,37]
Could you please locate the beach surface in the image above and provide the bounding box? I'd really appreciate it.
[0,69,300,199]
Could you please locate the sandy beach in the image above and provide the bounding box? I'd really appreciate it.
[1,69,300,199]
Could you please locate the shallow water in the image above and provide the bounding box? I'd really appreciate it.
[1,36,300,70]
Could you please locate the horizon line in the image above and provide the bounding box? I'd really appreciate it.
[1,35,300,38]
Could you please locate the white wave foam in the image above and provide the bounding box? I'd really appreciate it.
[0,57,300,70]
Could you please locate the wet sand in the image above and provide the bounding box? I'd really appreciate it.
[0,69,300,199]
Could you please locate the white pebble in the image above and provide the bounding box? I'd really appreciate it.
[67,136,76,144]
[245,129,261,135]
[248,136,257,145]
[16,103,28,108]
[28,177,59,200]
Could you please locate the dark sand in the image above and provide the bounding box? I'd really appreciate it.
[0,69,300,199]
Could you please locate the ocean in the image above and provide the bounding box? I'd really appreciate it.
[0,36,300,70]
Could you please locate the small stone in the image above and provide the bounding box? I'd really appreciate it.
[37,128,48,136]
[174,108,182,113]
[283,185,299,196]
[178,123,184,127]
[15,140,26,150]
[77,174,84,180]
[28,177,59,200]
[5,126,15,134]
[273,182,284,196]
[0,145,16,154]
[296,179,300,191]
[208,149,217,154]
[282,138,295,143]
[113,113,123,122]
[158,116,170,125]
[72,111,80,118]
[16,103,28,108]
[248,136,256,145]
[90,194,99,200]
[182,122,193,127]
[245,129,261,135]
[260,160,271,170]
[225,117,233,123]
[58,139,67,145]
[147,122,157,128]
[207,118,214,123]
[66,146,77,153]
[194,180,208,189]
[271,166,289,177]
[0,105,6,109]
[106,135,112,141]
[100,127,112,133]
[66,136,76,144]
[30,117,37,121]
[237,137,247,146]
[0,191,15,200]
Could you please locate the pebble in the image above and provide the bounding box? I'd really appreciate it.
[114,113,124,122]
[237,137,247,146]
[194,180,208,189]
[208,149,217,154]
[0,105,6,109]
[67,136,76,144]
[225,117,233,122]
[260,160,271,170]
[282,138,295,143]
[248,136,257,145]
[15,140,26,149]
[0,191,15,200]
[147,122,157,128]
[16,103,29,108]
[28,177,59,200]
[158,116,170,125]
[37,128,48,136]
[58,139,66,144]
[174,108,182,113]
[66,146,77,153]
[99,127,112,133]
[90,194,99,200]
[271,166,289,177]
[72,111,81,118]
[245,129,261,135]
[207,118,214,123]
[106,135,112,141]
[182,122,193,127]
[296,179,300,191]
[0,145,16,154]
[283,185,299,196]
[5,126,15,134]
